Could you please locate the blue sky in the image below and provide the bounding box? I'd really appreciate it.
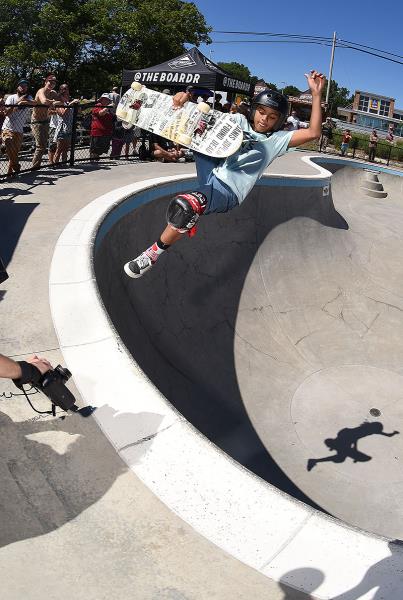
[191,0,403,107]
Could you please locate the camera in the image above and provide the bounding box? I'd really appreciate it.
[39,365,76,412]
[13,362,77,413]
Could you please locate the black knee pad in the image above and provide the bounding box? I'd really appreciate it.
[166,193,207,233]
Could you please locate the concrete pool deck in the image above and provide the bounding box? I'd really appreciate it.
[1,157,311,600]
[2,153,403,598]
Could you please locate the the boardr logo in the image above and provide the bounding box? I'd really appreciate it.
[168,55,197,70]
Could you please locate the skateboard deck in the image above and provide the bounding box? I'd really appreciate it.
[116,83,243,158]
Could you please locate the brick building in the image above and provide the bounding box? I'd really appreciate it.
[338,90,403,137]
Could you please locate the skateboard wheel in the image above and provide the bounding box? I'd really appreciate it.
[131,82,143,91]
[197,102,210,114]
[116,108,127,120]
[178,134,192,146]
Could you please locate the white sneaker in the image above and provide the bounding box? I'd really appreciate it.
[124,252,154,278]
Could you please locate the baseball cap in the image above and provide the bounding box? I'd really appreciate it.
[99,92,112,101]
[17,79,29,86]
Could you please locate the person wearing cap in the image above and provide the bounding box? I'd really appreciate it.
[89,93,115,161]
[31,74,61,169]
[110,86,121,108]
[1,79,35,176]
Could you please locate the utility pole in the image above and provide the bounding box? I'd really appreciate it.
[325,31,337,110]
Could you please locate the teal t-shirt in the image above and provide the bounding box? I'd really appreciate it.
[213,114,294,204]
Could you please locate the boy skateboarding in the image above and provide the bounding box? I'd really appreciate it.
[124,69,326,279]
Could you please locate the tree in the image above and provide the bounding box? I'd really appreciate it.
[217,61,252,82]
[326,80,353,118]
[282,85,301,97]
[0,0,212,94]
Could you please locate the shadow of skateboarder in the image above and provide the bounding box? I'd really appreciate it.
[307,421,399,471]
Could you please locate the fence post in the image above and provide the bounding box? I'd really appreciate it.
[387,144,392,167]
[69,103,79,166]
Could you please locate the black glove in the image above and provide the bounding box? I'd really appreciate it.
[13,361,43,387]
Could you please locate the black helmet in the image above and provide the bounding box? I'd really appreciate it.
[251,89,289,132]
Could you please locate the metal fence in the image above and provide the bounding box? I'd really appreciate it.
[316,130,403,167]
[1,103,402,178]
[0,102,154,179]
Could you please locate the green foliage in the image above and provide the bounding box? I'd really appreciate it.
[282,85,301,97]
[0,0,211,94]
[326,80,354,117]
[217,61,251,82]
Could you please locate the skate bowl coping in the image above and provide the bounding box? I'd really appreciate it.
[50,156,403,599]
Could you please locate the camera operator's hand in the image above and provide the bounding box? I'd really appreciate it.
[0,353,51,382]
[26,355,52,375]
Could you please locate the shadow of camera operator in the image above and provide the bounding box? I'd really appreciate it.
[278,567,325,599]
[331,541,403,599]
[0,199,39,267]
[307,421,399,472]
[0,404,164,548]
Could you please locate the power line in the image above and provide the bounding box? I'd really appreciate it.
[210,38,403,66]
[212,30,403,61]
[213,30,333,41]
[212,39,334,46]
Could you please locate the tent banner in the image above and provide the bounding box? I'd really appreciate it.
[219,75,252,94]
[131,70,204,86]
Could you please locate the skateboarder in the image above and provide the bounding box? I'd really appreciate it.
[124,70,326,278]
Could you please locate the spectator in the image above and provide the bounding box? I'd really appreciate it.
[0,89,6,131]
[122,125,140,159]
[213,93,223,111]
[187,87,212,105]
[89,93,114,161]
[229,103,238,114]
[110,86,121,108]
[321,116,335,152]
[286,110,301,130]
[53,83,78,165]
[150,134,184,162]
[283,120,294,131]
[340,129,352,156]
[237,102,250,116]
[48,107,58,166]
[1,79,35,176]
[386,124,395,144]
[110,118,125,159]
[222,101,231,113]
[0,353,51,381]
[31,74,60,169]
[368,129,378,162]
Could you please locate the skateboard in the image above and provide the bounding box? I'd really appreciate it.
[116,83,243,158]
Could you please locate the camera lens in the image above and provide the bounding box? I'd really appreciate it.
[54,365,72,382]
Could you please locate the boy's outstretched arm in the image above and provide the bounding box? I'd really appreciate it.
[288,70,326,148]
